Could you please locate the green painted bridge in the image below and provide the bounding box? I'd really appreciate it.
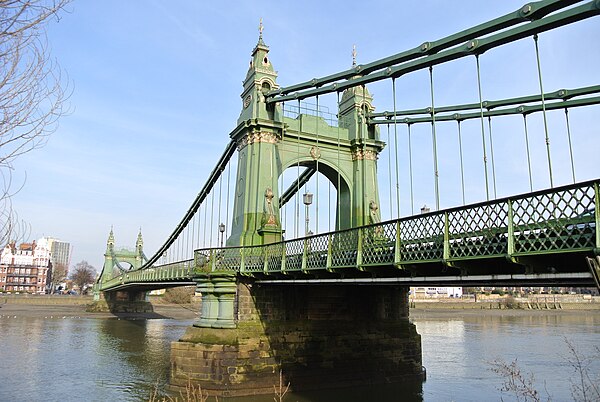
[99,179,599,292]
[96,0,600,294]
[93,1,600,395]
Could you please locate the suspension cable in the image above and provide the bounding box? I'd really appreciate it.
[203,197,208,247]
[185,223,190,259]
[197,203,202,249]
[564,108,576,183]
[457,120,466,205]
[315,95,320,234]
[190,206,196,251]
[209,188,215,248]
[362,85,367,223]
[522,114,534,192]
[475,54,490,201]
[392,78,400,217]
[408,123,415,215]
[281,101,286,234]
[296,99,301,238]
[533,34,553,188]
[217,174,223,247]
[387,123,392,219]
[225,160,231,244]
[429,66,440,210]
[337,91,341,231]
[487,116,498,199]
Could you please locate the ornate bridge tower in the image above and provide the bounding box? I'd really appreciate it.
[93,229,151,310]
[99,228,145,283]
[227,27,385,246]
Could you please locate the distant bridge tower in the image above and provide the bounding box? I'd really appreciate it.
[228,31,385,247]
[99,228,146,285]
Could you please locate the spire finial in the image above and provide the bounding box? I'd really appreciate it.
[352,44,357,66]
[259,18,264,39]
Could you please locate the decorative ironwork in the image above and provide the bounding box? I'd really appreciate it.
[236,131,278,151]
[99,180,599,291]
[362,222,396,266]
[351,149,378,161]
[448,204,508,259]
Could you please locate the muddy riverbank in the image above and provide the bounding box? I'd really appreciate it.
[0,295,199,319]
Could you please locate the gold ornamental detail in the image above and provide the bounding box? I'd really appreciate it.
[237,131,278,151]
[352,149,378,161]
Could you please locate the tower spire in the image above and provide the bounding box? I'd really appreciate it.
[352,44,357,66]
[106,226,115,252]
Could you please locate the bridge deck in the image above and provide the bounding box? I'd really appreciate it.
[98,179,599,291]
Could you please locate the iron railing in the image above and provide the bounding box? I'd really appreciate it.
[194,179,599,274]
[99,179,598,291]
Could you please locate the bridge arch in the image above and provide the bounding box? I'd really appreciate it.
[278,156,353,232]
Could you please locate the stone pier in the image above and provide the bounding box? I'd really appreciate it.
[88,289,154,314]
[170,275,423,397]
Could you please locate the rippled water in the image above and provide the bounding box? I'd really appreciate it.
[0,312,598,401]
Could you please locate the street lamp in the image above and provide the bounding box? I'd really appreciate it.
[303,192,313,236]
[219,223,225,247]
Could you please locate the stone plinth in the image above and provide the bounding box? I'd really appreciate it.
[170,281,423,396]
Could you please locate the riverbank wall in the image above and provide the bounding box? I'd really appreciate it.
[411,294,600,310]
[3,293,599,310]
[1,294,92,305]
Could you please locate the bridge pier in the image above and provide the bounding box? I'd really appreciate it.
[88,289,154,314]
[170,276,423,396]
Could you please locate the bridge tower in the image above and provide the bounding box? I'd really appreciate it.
[227,29,385,246]
[99,228,146,283]
[93,229,152,312]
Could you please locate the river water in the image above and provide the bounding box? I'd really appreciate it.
[1,310,598,402]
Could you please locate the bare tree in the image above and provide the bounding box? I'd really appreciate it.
[1,0,71,242]
[490,358,546,402]
[70,260,95,294]
[48,261,67,291]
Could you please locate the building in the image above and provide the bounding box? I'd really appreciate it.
[40,237,72,291]
[40,237,72,270]
[410,287,463,298]
[0,240,51,294]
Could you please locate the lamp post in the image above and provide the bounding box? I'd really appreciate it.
[219,223,225,247]
[303,192,313,236]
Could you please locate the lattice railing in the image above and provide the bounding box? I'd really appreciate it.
[100,180,598,290]
[98,259,195,291]
[190,180,598,275]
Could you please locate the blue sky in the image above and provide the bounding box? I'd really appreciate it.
[10,1,600,271]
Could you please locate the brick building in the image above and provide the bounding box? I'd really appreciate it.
[0,239,51,294]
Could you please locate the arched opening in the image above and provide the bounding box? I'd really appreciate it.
[277,160,351,240]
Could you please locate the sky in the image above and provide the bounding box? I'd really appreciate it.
[9,0,600,271]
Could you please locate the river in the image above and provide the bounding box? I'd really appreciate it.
[0,309,598,401]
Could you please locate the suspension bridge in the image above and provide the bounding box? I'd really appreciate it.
[92,0,600,395]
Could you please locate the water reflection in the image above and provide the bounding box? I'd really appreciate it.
[0,317,192,401]
[414,312,600,402]
[0,312,598,401]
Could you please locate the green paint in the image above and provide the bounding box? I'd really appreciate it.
[97,228,145,286]
[228,35,385,247]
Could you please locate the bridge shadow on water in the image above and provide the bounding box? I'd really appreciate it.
[226,381,424,402]
[232,283,425,401]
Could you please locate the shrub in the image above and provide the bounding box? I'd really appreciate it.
[162,286,195,304]
[502,295,520,309]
